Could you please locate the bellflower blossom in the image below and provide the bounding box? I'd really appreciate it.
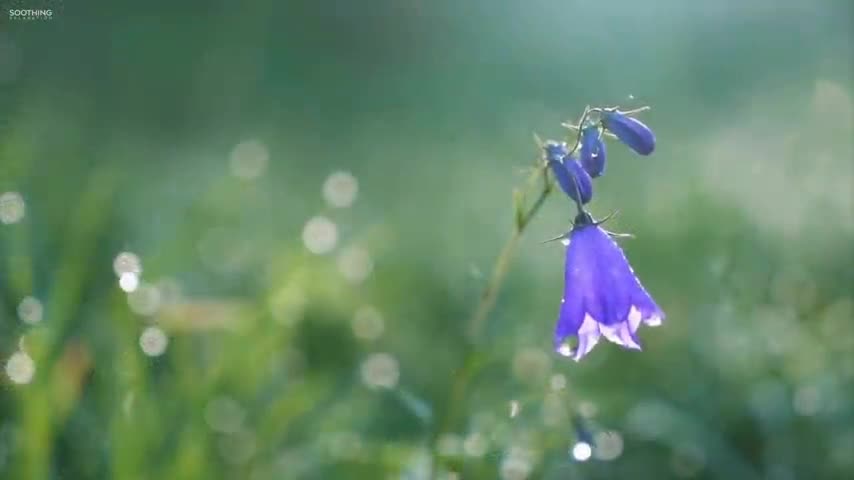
[554,212,664,360]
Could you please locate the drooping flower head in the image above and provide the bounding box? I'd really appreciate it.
[579,126,606,178]
[544,141,593,205]
[602,111,656,156]
[554,212,664,361]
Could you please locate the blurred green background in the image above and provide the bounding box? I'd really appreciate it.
[1,1,853,479]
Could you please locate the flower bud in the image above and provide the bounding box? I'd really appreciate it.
[602,111,655,155]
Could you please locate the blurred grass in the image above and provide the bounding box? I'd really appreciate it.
[2,1,854,479]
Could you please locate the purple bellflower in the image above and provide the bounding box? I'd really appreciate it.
[554,211,664,361]
[579,126,607,178]
[602,111,656,155]
[544,141,593,205]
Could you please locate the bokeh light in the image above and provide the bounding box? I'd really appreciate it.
[17,296,43,325]
[337,245,373,283]
[139,327,169,357]
[302,216,338,254]
[118,272,140,292]
[593,431,623,461]
[229,139,269,180]
[322,170,359,208]
[5,350,35,385]
[0,191,25,224]
[351,305,384,341]
[113,251,142,276]
[500,446,534,480]
[360,353,399,389]
[571,441,592,462]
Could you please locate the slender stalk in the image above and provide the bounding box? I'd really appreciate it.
[427,147,557,478]
[466,165,552,341]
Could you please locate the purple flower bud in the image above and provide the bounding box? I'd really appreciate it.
[544,141,568,163]
[602,111,655,156]
[580,127,607,178]
[544,141,593,205]
[547,155,593,205]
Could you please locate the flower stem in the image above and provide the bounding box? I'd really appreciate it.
[427,154,554,478]
[467,164,551,341]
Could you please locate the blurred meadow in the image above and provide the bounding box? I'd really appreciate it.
[1,1,853,479]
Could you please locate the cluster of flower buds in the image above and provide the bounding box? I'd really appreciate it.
[546,108,656,207]
[542,107,663,362]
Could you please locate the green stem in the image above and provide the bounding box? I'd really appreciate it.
[427,157,554,478]
[466,170,551,340]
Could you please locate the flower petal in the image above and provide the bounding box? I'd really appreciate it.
[602,111,656,155]
[599,320,642,350]
[554,291,584,351]
[628,284,666,327]
[627,305,643,332]
[573,314,601,361]
[581,226,636,326]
